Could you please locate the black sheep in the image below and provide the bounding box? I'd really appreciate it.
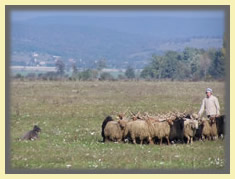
[216,115,225,138]
[194,115,225,141]
[194,123,203,141]
[169,118,185,143]
[101,116,113,142]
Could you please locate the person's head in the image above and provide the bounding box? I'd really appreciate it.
[205,88,212,98]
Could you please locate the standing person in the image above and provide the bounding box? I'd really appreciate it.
[198,88,220,118]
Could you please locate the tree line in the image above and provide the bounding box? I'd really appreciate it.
[140,47,226,81]
[13,46,226,81]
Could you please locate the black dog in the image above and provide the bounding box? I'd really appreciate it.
[21,125,41,140]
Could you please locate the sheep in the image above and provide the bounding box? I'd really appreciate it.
[201,117,218,141]
[201,119,212,140]
[101,116,125,142]
[21,125,41,140]
[101,116,113,142]
[194,119,203,141]
[151,119,174,145]
[191,113,199,120]
[183,119,198,144]
[104,121,124,142]
[210,117,218,140]
[169,117,185,143]
[122,119,154,145]
[114,108,130,120]
[215,115,225,139]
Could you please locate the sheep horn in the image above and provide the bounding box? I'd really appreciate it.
[123,107,130,115]
[130,111,135,116]
[146,112,150,117]
[113,111,119,115]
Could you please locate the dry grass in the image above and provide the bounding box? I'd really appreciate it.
[9,80,226,170]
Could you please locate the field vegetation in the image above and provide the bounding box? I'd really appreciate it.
[10,80,226,170]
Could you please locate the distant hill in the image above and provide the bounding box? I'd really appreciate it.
[10,15,224,68]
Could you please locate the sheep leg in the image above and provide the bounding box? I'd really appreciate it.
[160,138,162,145]
[148,136,154,145]
[131,134,136,144]
[186,136,190,144]
[199,136,203,142]
[220,134,224,140]
[166,137,170,145]
[132,137,136,144]
[133,139,136,144]
[190,137,193,144]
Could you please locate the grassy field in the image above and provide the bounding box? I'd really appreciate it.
[9,80,226,170]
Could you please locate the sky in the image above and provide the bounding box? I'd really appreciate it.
[11,10,225,21]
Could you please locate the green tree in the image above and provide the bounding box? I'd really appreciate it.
[78,69,92,81]
[140,47,225,81]
[78,69,98,81]
[140,66,153,79]
[96,59,107,71]
[72,62,78,75]
[96,59,107,79]
[208,50,225,79]
[140,55,162,79]
[100,72,114,81]
[125,66,135,79]
[55,59,65,75]
[160,51,178,79]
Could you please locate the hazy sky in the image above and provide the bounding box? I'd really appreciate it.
[11,10,224,21]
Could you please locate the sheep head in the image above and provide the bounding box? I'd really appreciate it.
[118,120,127,129]
[209,117,216,124]
[132,116,138,121]
[190,122,197,130]
[167,119,174,126]
[117,113,124,120]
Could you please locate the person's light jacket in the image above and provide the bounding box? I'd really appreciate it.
[198,95,220,117]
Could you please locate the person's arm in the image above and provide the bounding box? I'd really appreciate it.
[198,99,205,117]
[214,97,220,116]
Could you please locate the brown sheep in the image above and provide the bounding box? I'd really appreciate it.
[202,119,212,140]
[122,119,154,145]
[104,120,124,142]
[102,116,125,142]
[151,119,173,145]
[201,117,218,141]
[210,117,218,140]
[183,120,198,144]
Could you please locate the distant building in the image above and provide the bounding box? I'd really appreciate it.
[33,52,39,57]
[53,55,61,59]
[39,61,46,66]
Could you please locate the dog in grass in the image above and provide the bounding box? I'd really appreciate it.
[20,125,41,141]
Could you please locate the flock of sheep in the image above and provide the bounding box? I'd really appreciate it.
[101,110,225,145]
[19,109,225,145]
